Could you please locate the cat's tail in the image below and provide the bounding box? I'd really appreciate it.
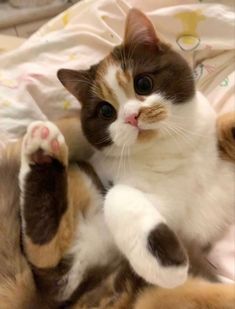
[0,142,47,308]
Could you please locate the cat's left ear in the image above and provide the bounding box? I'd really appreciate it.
[124,8,159,47]
[57,68,89,101]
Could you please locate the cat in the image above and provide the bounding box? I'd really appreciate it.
[1,113,234,309]
[0,8,235,309]
[58,7,235,294]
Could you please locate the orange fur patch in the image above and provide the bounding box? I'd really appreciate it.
[139,105,167,124]
[216,112,235,162]
[134,278,235,309]
[116,69,134,98]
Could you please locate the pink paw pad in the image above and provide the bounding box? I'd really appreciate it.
[41,127,49,139]
[31,125,40,137]
[51,139,60,152]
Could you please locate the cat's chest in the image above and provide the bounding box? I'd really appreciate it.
[91,152,201,200]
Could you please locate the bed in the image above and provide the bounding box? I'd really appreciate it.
[0,0,234,282]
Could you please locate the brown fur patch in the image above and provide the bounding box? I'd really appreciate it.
[24,159,68,245]
[23,206,73,269]
[134,278,235,309]
[217,112,235,162]
[67,164,94,215]
[77,161,105,194]
[70,260,145,309]
[148,223,187,267]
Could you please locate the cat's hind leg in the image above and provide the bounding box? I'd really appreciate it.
[134,278,235,309]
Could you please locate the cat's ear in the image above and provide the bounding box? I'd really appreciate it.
[124,8,159,47]
[57,69,89,101]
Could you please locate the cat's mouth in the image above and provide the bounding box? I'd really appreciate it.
[124,105,168,131]
[137,129,157,142]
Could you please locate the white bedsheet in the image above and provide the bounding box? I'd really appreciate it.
[0,0,234,281]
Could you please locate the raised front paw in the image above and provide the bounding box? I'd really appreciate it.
[130,223,188,289]
[22,121,68,167]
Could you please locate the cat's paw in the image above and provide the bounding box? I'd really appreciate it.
[21,121,68,167]
[130,223,188,289]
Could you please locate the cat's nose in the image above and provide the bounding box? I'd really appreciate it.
[125,113,139,127]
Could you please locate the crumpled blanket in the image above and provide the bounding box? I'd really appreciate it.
[0,0,234,282]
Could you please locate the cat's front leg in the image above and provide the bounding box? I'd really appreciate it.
[19,121,70,269]
[104,184,188,289]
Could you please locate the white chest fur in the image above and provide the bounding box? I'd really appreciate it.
[91,93,235,246]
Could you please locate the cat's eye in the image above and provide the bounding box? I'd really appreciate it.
[98,102,116,120]
[134,75,153,95]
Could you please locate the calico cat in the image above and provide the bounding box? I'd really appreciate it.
[0,8,235,309]
[1,115,234,309]
[58,7,235,295]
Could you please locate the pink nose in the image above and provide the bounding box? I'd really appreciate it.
[125,113,138,127]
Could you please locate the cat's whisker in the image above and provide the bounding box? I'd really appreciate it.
[126,145,132,173]
[168,121,210,138]
[116,143,126,179]
[161,127,183,153]
[164,123,194,149]
[95,136,111,146]
[169,126,195,148]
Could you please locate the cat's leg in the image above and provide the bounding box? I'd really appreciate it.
[134,278,235,309]
[19,121,75,305]
[104,184,188,289]
[19,121,70,269]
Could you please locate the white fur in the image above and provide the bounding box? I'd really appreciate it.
[90,64,235,288]
[60,172,117,300]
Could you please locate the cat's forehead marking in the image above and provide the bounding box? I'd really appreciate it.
[103,63,129,108]
[116,69,134,99]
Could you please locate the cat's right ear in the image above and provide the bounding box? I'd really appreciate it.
[57,69,88,100]
[124,8,159,48]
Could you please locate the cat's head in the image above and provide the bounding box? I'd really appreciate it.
[58,9,195,153]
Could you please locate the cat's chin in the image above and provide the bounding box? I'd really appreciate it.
[104,130,158,158]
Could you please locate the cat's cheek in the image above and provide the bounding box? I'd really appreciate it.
[109,121,138,147]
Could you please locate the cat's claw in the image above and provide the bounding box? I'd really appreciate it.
[21,121,68,167]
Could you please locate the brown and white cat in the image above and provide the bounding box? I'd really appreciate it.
[58,7,235,296]
[1,114,235,308]
[0,8,235,309]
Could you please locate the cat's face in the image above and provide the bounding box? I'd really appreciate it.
[58,9,195,152]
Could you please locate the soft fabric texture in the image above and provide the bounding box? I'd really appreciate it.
[0,0,234,281]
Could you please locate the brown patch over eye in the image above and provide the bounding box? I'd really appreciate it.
[139,104,167,124]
